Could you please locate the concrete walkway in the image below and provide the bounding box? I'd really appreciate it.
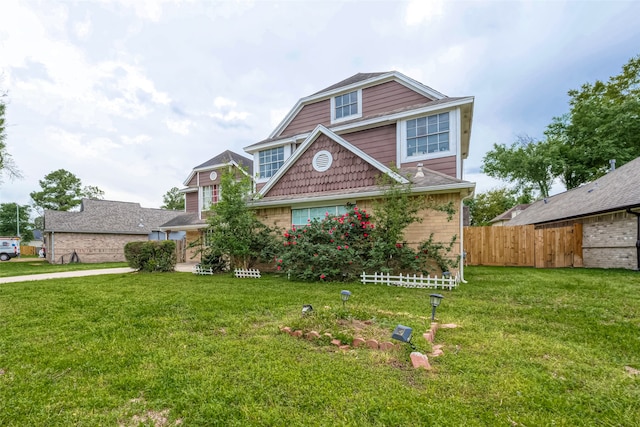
[0,263,197,284]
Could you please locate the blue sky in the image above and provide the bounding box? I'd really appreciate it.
[1,0,639,209]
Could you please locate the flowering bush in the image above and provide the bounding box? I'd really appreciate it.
[279,206,375,281]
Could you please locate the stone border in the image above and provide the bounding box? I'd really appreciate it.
[280,322,459,370]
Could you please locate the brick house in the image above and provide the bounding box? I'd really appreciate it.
[165,71,476,276]
[43,199,184,264]
[507,156,640,270]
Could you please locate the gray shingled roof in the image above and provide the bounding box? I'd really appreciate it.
[193,150,253,175]
[508,156,640,225]
[489,204,532,223]
[312,72,389,95]
[44,199,185,234]
[158,213,206,228]
[244,97,469,150]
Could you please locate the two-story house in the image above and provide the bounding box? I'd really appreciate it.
[163,71,475,273]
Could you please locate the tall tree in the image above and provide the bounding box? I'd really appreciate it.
[545,55,640,188]
[204,169,277,269]
[30,169,104,212]
[0,90,22,185]
[161,187,185,210]
[0,203,34,242]
[482,135,556,198]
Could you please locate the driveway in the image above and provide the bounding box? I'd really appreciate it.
[0,263,197,284]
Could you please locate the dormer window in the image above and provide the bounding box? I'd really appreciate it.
[330,89,362,124]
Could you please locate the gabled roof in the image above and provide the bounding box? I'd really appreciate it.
[266,71,449,140]
[489,204,532,223]
[44,199,184,234]
[508,156,640,226]
[257,125,408,198]
[158,212,207,230]
[183,149,253,186]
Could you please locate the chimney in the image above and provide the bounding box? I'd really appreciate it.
[415,163,424,178]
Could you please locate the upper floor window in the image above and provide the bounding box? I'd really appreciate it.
[331,89,362,124]
[259,147,285,179]
[202,185,219,210]
[406,112,449,157]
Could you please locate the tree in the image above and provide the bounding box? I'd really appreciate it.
[204,168,277,270]
[0,90,22,185]
[544,55,640,188]
[0,203,34,242]
[482,135,556,198]
[465,187,533,226]
[30,169,104,212]
[161,187,185,210]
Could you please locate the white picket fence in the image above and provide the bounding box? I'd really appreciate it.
[193,264,215,275]
[360,271,459,290]
[234,268,261,279]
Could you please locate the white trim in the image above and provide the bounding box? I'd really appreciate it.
[251,182,475,209]
[330,89,362,124]
[254,145,291,184]
[178,187,198,193]
[268,71,448,139]
[182,160,252,186]
[245,97,474,154]
[399,109,458,164]
[456,107,462,179]
[257,125,408,197]
[210,171,218,181]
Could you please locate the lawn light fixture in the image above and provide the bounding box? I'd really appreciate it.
[340,290,351,308]
[302,304,314,316]
[391,324,415,350]
[429,293,444,321]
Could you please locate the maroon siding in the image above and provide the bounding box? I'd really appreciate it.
[187,174,198,186]
[341,124,396,167]
[362,81,431,117]
[197,171,221,187]
[185,192,198,213]
[281,99,331,136]
[264,134,381,197]
[402,156,457,178]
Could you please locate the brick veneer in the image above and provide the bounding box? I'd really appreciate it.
[582,211,638,269]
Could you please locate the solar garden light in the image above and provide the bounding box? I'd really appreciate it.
[340,290,351,308]
[391,324,416,350]
[302,304,314,316]
[429,293,444,321]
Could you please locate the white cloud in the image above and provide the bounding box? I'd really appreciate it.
[121,134,152,145]
[48,128,121,159]
[405,0,444,26]
[166,118,193,135]
[213,96,237,109]
[269,108,290,129]
[74,13,92,40]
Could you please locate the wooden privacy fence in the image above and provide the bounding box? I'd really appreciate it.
[463,224,583,268]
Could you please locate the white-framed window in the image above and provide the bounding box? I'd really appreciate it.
[330,89,362,124]
[399,110,456,162]
[292,205,348,227]
[202,185,219,210]
[259,146,285,179]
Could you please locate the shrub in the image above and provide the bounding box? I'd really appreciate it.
[124,240,176,272]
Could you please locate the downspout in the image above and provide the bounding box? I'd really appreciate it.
[50,231,55,264]
[627,208,640,271]
[459,189,474,283]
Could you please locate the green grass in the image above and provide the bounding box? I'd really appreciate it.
[1,267,639,426]
[0,260,128,277]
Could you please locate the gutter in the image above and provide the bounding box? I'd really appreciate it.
[627,208,640,271]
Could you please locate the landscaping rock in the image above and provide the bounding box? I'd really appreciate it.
[281,326,292,334]
[323,332,333,338]
[352,337,366,347]
[625,366,640,376]
[440,323,458,329]
[331,339,342,346]
[306,331,320,339]
[410,352,432,370]
[430,323,439,333]
[423,331,434,343]
[339,345,350,350]
[292,330,303,337]
[366,339,379,349]
[379,342,394,351]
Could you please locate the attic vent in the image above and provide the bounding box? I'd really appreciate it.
[210,171,218,181]
[312,150,333,172]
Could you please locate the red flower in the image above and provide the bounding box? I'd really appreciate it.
[277,265,282,270]
[292,241,297,245]
[396,243,403,248]
[337,246,342,250]
[344,245,349,249]
[320,274,326,279]
[364,233,368,237]
[314,254,318,257]
[278,259,282,263]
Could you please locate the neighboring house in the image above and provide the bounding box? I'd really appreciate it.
[43,199,184,264]
[507,156,640,270]
[164,71,476,275]
[489,204,531,226]
[23,229,44,248]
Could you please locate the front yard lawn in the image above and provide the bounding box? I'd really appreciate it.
[1,267,639,425]
[0,260,128,278]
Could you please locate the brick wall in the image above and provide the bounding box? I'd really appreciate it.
[582,211,638,269]
[47,232,148,264]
